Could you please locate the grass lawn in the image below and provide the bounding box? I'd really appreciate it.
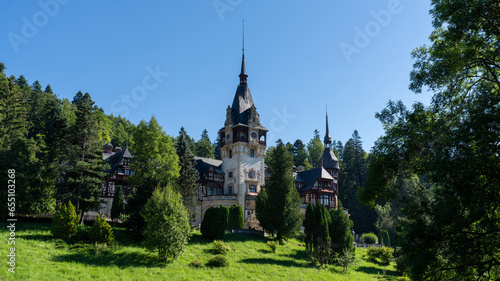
[0,222,401,280]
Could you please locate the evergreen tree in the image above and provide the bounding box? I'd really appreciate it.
[111,185,125,220]
[60,91,108,223]
[228,204,244,229]
[304,202,314,255]
[305,203,331,267]
[339,131,376,234]
[142,185,191,262]
[255,140,301,241]
[329,201,354,256]
[195,129,215,158]
[220,205,229,230]
[125,116,180,239]
[201,206,225,240]
[307,130,324,168]
[213,129,223,160]
[292,139,312,169]
[176,127,200,220]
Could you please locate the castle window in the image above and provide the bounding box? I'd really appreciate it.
[229,150,232,158]
[228,186,233,195]
[124,169,130,175]
[320,195,330,206]
[249,185,256,193]
[229,171,233,178]
[250,149,254,158]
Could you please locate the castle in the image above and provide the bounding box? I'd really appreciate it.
[193,52,340,227]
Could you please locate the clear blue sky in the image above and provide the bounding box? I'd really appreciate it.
[1,0,434,151]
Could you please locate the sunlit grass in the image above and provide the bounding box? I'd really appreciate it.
[0,222,400,280]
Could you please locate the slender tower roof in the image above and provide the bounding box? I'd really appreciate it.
[324,110,332,146]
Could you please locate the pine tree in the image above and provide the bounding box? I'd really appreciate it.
[307,130,324,168]
[195,129,215,158]
[329,201,354,256]
[111,185,125,220]
[60,91,108,224]
[228,204,244,229]
[213,129,223,160]
[176,127,200,220]
[255,140,301,241]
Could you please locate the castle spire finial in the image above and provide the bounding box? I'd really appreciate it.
[324,106,332,147]
[242,20,245,54]
[239,20,248,85]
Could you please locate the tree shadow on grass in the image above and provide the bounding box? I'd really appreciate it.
[356,266,398,277]
[19,233,53,242]
[52,250,165,268]
[240,257,311,268]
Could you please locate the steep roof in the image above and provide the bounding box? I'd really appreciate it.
[231,53,254,125]
[319,147,340,170]
[295,167,334,191]
[103,148,133,173]
[194,157,224,181]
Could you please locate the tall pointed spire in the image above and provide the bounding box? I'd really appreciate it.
[324,107,332,147]
[239,20,248,85]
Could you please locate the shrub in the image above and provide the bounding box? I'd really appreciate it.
[201,207,225,240]
[267,240,279,253]
[89,214,115,244]
[334,248,357,273]
[213,240,231,255]
[228,204,244,229]
[51,201,78,239]
[206,254,230,267]
[189,259,203,267]
[379,229,390,247]
[329,201,354,256]
[142,186,191,262]
[220,205,229,230]
[362,232,378,244]
[367,247,394,265]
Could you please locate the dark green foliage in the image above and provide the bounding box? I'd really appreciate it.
[307,130,323,168]
[125,117,180,240]
[213,240,231,255]
[304,203,331,267]
[189,259,203,267]
[60,91,108,223]
[195,129,215,158]
[201,207,225,240]
[89,214,115,244]
[228,204,243,229]
[206,254,229,267]
[334,248,357,273]
[213,129,223,160]
[291,139,312,169]
[176,127,199,220]
[361,233,378,245]
[111,186,125,220]
[339,131,376,234]
[360,1,500,279]
[379,229,390,247]
[142,185,191,262]
[255,140,302,241]
[220,205,229,230]
[329,201,354,256]
[51,201,78,239]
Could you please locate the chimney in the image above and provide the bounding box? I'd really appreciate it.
[114,147,122,153]
[103,143,113,153]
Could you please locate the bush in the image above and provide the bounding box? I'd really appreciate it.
[206,254,229,267]
[267,240,279,253]
[361,232,378,244]
[228,204,244,229]
[111,185,125,220]
[201,207,226,240]
[142,186,191,262]
[89,214,114,244]
[51,201,78,239]
[213,240,231,255]
[189,259,203,267]
[367,247,394,265]
[334,248,357,273]
[220,205,229,230]
[379,229,390,247]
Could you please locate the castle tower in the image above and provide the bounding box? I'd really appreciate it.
[219,52,268,220]
[319,111,340,185]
